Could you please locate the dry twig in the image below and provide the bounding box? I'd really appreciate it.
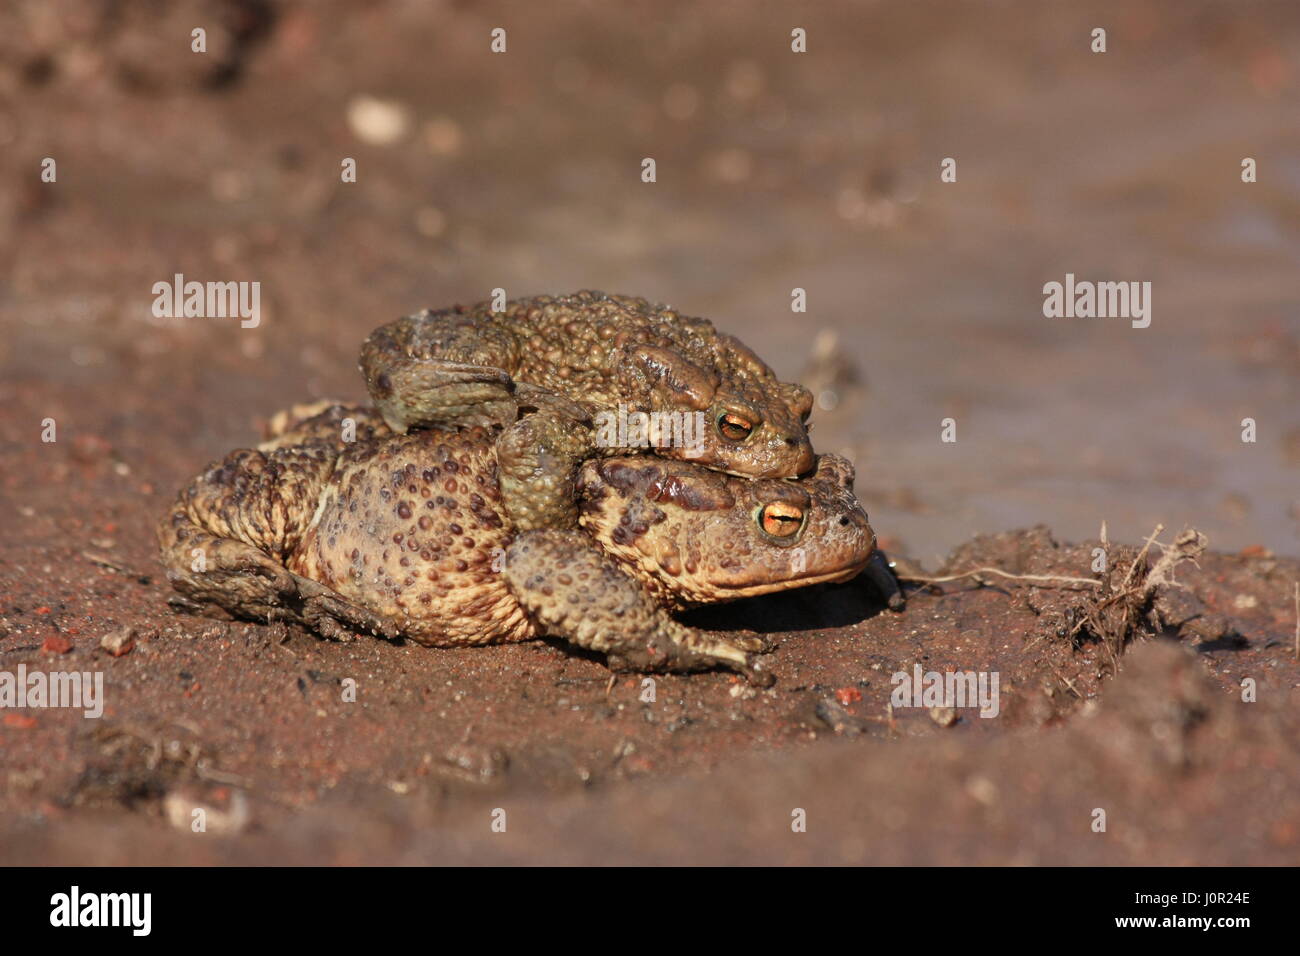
[894,567,1101,589]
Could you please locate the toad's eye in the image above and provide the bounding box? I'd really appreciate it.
[717,412,754,443]
[758,502,804,538]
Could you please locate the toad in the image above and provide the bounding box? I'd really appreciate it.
[159,402,874,683]
[358,290,816,532]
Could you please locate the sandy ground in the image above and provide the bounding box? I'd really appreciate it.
[1,0,1298,864]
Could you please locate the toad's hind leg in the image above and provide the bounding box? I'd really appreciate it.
[158,445,400,642]
[160,508,300,624]
[162,524,398,642]
[359,309,522,432]
[260,401,391,450]
[503,530,774,685]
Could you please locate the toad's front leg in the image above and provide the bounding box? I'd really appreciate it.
[503,529,774,685]
[494,387,598,532]
[359,309,521,432]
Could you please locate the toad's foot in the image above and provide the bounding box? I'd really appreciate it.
[713,633,774,654]
[368,359,516,433]
[360,308,522,432]
[293,573,402,642]
[504,529,774,685]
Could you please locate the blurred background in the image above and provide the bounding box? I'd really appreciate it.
[2,0,1298,562]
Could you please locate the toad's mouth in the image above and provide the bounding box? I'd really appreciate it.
[709,559,871,599]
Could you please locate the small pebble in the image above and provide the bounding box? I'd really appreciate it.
[100,626,136,657]
[929,706,958,727]
[42,635,73,654]
[347,95,410,146]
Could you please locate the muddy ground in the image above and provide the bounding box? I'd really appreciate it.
[2,0,1298,864]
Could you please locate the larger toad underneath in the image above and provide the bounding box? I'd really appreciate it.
[159,403,874,682]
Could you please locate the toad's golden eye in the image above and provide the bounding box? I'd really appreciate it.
[758,502,804,538]
[717,412,754,442]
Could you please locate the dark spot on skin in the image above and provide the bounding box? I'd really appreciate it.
[419,516,432,530]
[397,503,412,519]
[648,474,733,511]
[596,461,650,493]
[449,523,462,535]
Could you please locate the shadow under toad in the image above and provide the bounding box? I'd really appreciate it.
[683,568,893,636]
